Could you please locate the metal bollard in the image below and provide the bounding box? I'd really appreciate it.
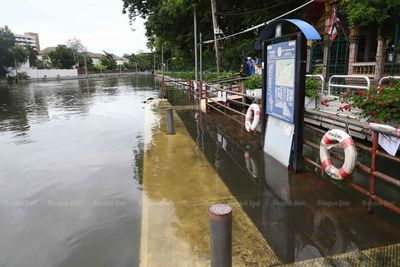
[209,203,232,267]
[166,108,175,135]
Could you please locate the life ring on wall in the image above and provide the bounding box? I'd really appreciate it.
[245,104,261,133]
[244,151,258,178]
[320,129,357,180]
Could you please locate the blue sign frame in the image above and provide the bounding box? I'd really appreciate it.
[265,40,297,123]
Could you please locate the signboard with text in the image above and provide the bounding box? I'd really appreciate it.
[265,40,296,123]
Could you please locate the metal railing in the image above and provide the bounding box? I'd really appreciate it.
[328,75,371,95]
[304,109,400,214]
[378,76,400,85]
[159,74,400,214]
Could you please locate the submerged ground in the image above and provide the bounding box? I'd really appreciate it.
[0,74,399,266]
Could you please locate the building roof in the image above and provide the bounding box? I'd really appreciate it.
[87,52,103,59]
[41,47,56,55]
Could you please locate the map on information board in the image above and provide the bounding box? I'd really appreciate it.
[265,40,296,123]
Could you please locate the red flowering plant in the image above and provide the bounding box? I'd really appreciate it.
[338,80,400,124]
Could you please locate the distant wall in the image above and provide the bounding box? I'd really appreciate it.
[20,68,78,79]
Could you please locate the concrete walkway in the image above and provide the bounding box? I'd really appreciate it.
[141,100,279,266]
[141,100,400,266]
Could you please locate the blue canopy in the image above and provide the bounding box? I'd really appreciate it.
[255,19,321,50]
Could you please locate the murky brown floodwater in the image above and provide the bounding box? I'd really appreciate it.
[0,75,157,267]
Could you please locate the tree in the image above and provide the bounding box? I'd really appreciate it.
[0,25,16,72]
[121,0,307,71]
[25,44,38,67]
[11,46,29,67]
[67,38,87,65]
[48,45,76,69]
[342,0,400,32]
[100,51,117,70]
[79,53,94,70]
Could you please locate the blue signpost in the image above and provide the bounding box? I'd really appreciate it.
[266,40,297,123]
[256,19,321,171]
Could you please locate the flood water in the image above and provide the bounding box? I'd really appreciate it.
[0,75,157,267]
[1,75,399,266]
[166,86,400,264]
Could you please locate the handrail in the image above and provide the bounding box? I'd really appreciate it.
[306,74,325,95]
[328,75,371,95]
[378,76,400,85]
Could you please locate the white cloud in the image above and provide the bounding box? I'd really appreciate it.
[1,0,149,56]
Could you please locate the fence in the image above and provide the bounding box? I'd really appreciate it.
[159,74,400,214]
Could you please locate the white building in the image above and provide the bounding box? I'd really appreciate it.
[14,33,40,51]
[113,55,128,66]
[87,52,103,65]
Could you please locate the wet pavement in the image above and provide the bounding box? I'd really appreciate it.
[162,85,400,265]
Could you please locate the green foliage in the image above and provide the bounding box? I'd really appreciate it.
[0,25,16,72]
[242,75,262,90]
[121,0,305,71]
[100,51,117,70]
[25,44,38,67]
[126,52,154,71]
[10,46,29,66]
[342,0,400,32]
[339,80,400,123]
[48,45,76,69]
[305,76,321,98]
[92,64,107,73]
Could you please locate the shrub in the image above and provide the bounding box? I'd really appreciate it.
[243,75,262,90]
[338,80,400,123]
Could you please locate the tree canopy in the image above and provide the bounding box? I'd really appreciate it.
[100,51,117,70]
[341,0,400,34]
[0,26,16,71]
[48,45,76,69]
[122,0,307,70]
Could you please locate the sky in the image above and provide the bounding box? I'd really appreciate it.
[1,0,149,56]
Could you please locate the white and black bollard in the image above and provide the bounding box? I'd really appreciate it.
[166,108,175,135]
[209,203,232,267]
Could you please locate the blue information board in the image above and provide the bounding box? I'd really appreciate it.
[265,40,297,123]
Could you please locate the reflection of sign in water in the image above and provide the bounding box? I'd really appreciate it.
[266,40,296,123]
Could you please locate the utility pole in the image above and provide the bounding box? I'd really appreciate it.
[199,32,203,82]
[194,8,198,84]
[210,0,221,73]
[84,53,88,78]
[161,44,164,73]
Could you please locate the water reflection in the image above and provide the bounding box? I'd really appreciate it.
[175,107,400,264]
[0,74,157,267]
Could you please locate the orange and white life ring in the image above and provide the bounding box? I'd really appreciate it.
[320,129,357,180]
[245,104,261,133]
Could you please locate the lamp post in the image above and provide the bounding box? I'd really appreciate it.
[166,57,176,72]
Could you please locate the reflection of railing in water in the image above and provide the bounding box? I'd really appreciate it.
[159,75,400,215]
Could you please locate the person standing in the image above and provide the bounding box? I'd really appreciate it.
[246,57,255,76]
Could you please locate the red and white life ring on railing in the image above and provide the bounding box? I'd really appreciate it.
[245,104,261,133]
[320,129,357,180]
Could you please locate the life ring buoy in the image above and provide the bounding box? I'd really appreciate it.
[245,104,261,133]
[244,151,258,178]
[320,129,357,180]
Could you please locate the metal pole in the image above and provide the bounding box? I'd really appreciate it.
[391,19,399,75]
[209,203,232,267]
[210,0,221,72]
[194,8,198,84]
[162,44,164,74]
[200,32,203,82]
[166,108,175,135]
[84,53,88,78]
[153,50,156,73]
